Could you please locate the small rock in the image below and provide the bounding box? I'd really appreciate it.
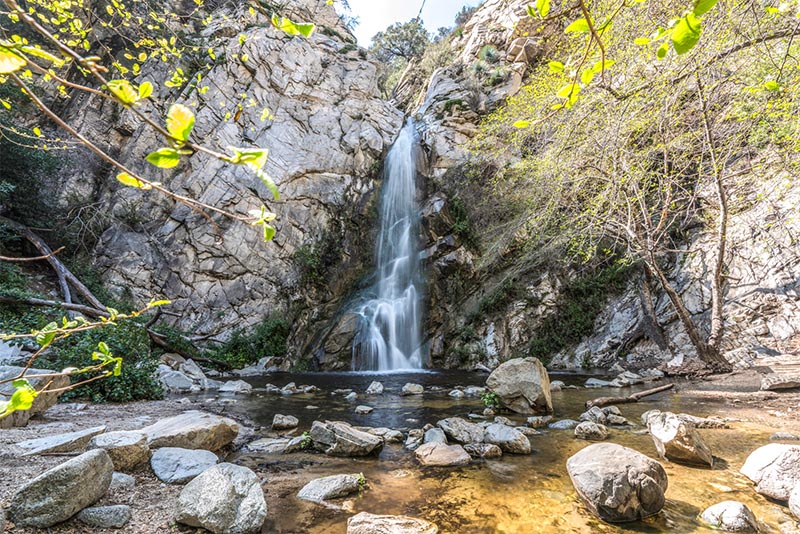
[424,428,447,444]
[464,443,503,459]
[297,474,362,502]
[150,447,218,484]
[527,416,552,429]
[405,429,424,451]
[365,381,384,394]
[494,416,513,426]
[109,472,136,492]
[158,369,195,393]
[700,501,759,533]
[550,380,565,392]
[219,380,253,394]
[483,424,531,454]
[180,359,207,381]
[272,414,299,431]
[415,442,471,466]
[740,444,800,501]
[355,405,374,414]
[16,425,107,456]
[483,408,495,417]
[88,431,150,472]
[579,406,607,425]
[574,422,608,441]
[463,386,486,396]
[401,383,424,395]
[333,388,353,395]
[584,378,613,388]
[448,389,465,399]
[606,414,630,426]
[77,505,132,528]
[516,426,541,437]
[548,419,579,430]
[771,432,800,441]
[347,512,438,534]
[345,392,358,401]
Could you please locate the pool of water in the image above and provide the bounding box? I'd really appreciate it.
[199,371,794,533]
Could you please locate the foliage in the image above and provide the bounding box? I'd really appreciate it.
[455,5,479,27]
[210,314,290,369]
[481,391,501,410]
[299,431,312,449]
[369,20,430,63]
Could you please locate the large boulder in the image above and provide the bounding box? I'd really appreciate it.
[740,443,800,501]
[647,412,714,467]
[485,357,552,414]
[0,366,70,428]
[150,447,219,484]
[6,449,114,527]
[16,425,107,455]
[88,431,150,472]
[77,505,132,528]
[347,512,438,534]
[483,424,531,454]
[415,442,471,466]
[297,474,363,502]
[141,411,239,451]
[566,443,668,523]
[436,417,484,444]
[699,501,760,533]
[175,463,267,534]
[789,484,800,519]
[310,421,384,457]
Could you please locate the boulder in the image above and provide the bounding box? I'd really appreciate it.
[463,386,486,396]
[550,380,565,392]
[180,359,207,381]
[0,366,70,428]
[141,411,239,451]
[740,443,800,501]
[485,357,552,414]
[272,414,299,430]
[548,419,579,430]
[647,412,713,467]
[414,442,471,466]
[355,405,374,414]
[789,484,800,520]
[175,463,267,534]
[770,432,800,441]
[88,431,150,472]
[310,421,383,457]
[158,367,195,393]
[245,437,290,454]
[405,429,424,451]
[77,505,132,528]
[401,383,424,395]
[566,443,668,523]
[483,424,531,454]
[579,406,607,425]
[16,425,107,456]
[464,443,503,459]
[365,381,384,394]
[423,428,447,444]
[436,417,484,444]
[449,389,465,398]
[584,378,613,388]
[347,512,438,534]
[575,422,609,441]
[150,447,219,484]
[699,501,759,533]
[345,391,358,401]
[109,472,136,492]
[297,474,363,502]
[760,373,800,391]
[219,380,253,394]
[527,416,552,429]
[6,449,114,527]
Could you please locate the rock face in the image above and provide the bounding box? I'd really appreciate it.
[6,449,114,527]
[740,443,800,501]
[77,505,132,528]
[485,358,552,414]
[0,366,70,428]
[347,512,438,534]
[141,411,239,451]
[700,501,760,533]
[483,424,531,454]
[310,420,383,456]
[436,417,485,444]
[566,443,668,523]
[16,425,107,455]
[297,474,362,502]
[415,442,472,466]
[175,463,267,534]
[647,412,713,467]
[150,447,219,484]
[88,431,150,472]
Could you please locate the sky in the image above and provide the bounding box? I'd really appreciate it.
[342,0,484,46]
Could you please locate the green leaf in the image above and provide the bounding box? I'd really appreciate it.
[166,104,195,143]
[0,45,26,74]
[556,83,581,99]
[112,359,122,376]
[9,384,36,412]
[764,80,781,91]
[513,120,531,128]
[591,59,616,73]
[35,322,58,347]
[656,42,669,60]
[138,81,153,99]
[11,378,30,388]
[148,299,172,307]
[633,37,651,46]
[19,45,64,67]
[107,80,139,105]
[98,341,110,355]
[671,14,702,55]
[526,5,537,17]
[116,172,151,189]
[580,68,594,84]
[251,165,280,200]
[262,224,276,241]
[565,18,590,34]
[146,147,182,169]
[693,0,718,16]
[271,13,316,37]
[536,0,550,17]
[548,60,564,73]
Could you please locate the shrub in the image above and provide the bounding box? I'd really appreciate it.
[210,314,290,369]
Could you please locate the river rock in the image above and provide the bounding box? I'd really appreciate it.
[405,429,424,451]
[175,463,267,534]
[77,505,132,528]
[401,383,424,395]
[770,432,800,441]
[220,380,253,394]
[158,367,195,393]
[575,422,609,441]
[548,419,579,430]
[449,389,465,398]
[310,420,383,456]
[180,359,207,381]
[414,442,471,466]
[17,425,107,455]
[647,412,713,467]
[699,501,760,532]
[483,423,531,454]
[109,472,136,492]
[584,378,613,388]
[365,381,384,394]
[424,428,447,444]
[464,386,486,396]
[141,411,239,451]
[579,406,607,425]
[347,512,438,534]
[436,417,484,444]
[527,415,552,429]
[550,380,565,392]
[6,449,114,527]
[150,447,219,484]
[345,392,358,401]
[464,443,503,459]
[789,485,800,519]
[485,357,552,414]
[0,366,71,428]
[566,443,668,523]
[740,443,800,501]
[246,437,290,454]
[272,414,299,430]
[355,405,374,414]
[89,431,150,472]
[297,474,362,502]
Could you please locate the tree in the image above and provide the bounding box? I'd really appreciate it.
[369,20,430,63]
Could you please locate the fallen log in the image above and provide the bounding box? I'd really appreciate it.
[0,295,107,318]
[585,383,675,409]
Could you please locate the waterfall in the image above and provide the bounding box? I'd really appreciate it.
[352,121,424,371]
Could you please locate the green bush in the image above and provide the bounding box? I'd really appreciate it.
[211,314,290,369]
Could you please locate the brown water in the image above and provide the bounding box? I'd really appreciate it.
[209,371,795,533]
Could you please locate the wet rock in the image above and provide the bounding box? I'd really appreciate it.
[642,409,729,429]
[567,443,668,523]
[401,383,424,395]
[483,424,531,454]
[789,485,800,519]
[365,381,384,394]
[151,447,219,484]
[424,428,447,444]
[77,505,132,528]
[89,431,150,472]
[527,416,552,429]
[297,474,362,502]
[448,389,465,399]
[16,425,107,456]
[700,501,759,533]
[575,422,609,441]
[516,426,542,437]
[358,427,404,443]
[771,432,800,441]
[347,512,438,534]
[220,380,253,394]
[109,472,136,492]
[464,443,503,459]
[584,378,613,388]
[345,392,358,401]
[272,414,299,430]
[436,417,484,444]
[142,411,239,451]
[310,421,383,457]
[175,463,267,534]
[405,429,424,451]
[0,366,71,428]
[486,357,552,414]
[6,449,114,527]
[740,444,800,501]
[333,388,353,395]
[579,406,607,425]
[647,412,713,467]
[355,405,374,414]
[415,442,471,466]
[548,419,579,430]
[494,416,513,426]
[606,414,630,426]
[610,371,644,388]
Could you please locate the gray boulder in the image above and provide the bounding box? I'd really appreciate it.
[574,422,608,441]
[297,474,362,502]
[647,412,713,467]
[548,419,579,430]
[17,425,107,455]
[436,417,484,444]
[740,443,800,501]
[566,443,668,522]
[789,484,800,519]
[424,428,447,444]
[584,378,613,388]
[485,357,552,414]
[415,442,471,466]
[0,366,70,428]
[141,411,239,451]
[175,463,267,534]
[347,512,438,534]
[158,367,195,393]
[310,420,383,457]
[272,414,299,430]
[245,437,290,454]
[109,472,136,492]
[88,431,150,472]
[6,449,114,527]
[77,505,132,528]
[448,389,465,398]
[464,443,503,459]
[150,447,219,484]
[365,381,384,394]
[579,406,607,425]
[483,424,531,454]
[699,501,759,533]
[220,380,253,394]
[401,383,424,395]
[405,429,424,451]
[527,415,552,429]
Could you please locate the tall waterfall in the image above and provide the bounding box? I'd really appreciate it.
[352,121,424,371]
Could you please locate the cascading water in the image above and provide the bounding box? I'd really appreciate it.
[352,121,424,371]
